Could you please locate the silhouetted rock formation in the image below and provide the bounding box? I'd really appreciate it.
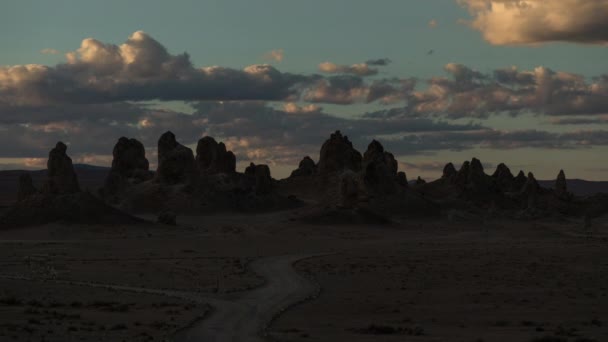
[521,172,540,208]
[416,176,426,185]
[290,156,317,177]
[112,137,150,177]
[103,137,152,199]
[454,161,470,187]
[318,131,362,174]
[362,140,399,194]
[245,163,273,195]
[156,131,196,185]
[43,142,80,195]
[492,163,515,192]
[196,137,236,175]
[396,172,408,187]
[521,172,539,195]
[442,163,457,180]
[17,173,36,201]
[514,170,527,190]
[466,158,493,193]
[555,170,569,199]
[446,158,494,195]
[339,171,361,208]
[1,143,142,228]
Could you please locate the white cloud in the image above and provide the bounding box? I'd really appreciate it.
[318,62,378,76]
[458,0,608,45]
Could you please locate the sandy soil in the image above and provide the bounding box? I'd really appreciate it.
[0,211,606,341]
[272,220,608,342]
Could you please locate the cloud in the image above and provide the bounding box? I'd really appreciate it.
[318,62,379,76]
[428,19,438,29]
[549,116,608,125]
[303,75,415,105]
[264,49,284,62]
[40,48,60,55]
[365,63,608,119]
[282,102,322,114]
[458,0,608,45]
[0,31,311,105]
[365,58,392,66]
[0,99,480,165]
[0,32,408,106]
[383,129,608,155]
[2,97,608,177]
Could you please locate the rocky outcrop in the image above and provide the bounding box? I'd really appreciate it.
[103,137,152,198]
[339,171,361,208]
[245,162,273,195]
[396,172,408,187]
[290,156,317,177]
[44,142,80,195]
[362,140,399,194]
[454,161,470,187]
[442,163,457,180]
[195,137,236,175]
[318,131,362,174]
[2,142,142,227]
[555,169,568,198]
[17,173,36,201]
[514,170,527,190]
[416,176,426,185]
[521,172,540,208]
[445,158,496,196]
[521,172,539,195]
[492,163,514,191]
[111,137,150,178]
[468,158,486,185]
[156,132,196,185]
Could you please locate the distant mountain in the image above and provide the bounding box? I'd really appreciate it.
[407,178,608,197]
[0,164,110,207]
[73,164,111,171]
[538,179,608,197]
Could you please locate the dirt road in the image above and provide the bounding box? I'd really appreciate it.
[174,254,320,342]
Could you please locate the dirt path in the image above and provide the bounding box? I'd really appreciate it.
[174,254,321,342]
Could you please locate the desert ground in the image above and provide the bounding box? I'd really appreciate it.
[0,210,606,342]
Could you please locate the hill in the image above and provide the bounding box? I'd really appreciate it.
[0,164,110,207]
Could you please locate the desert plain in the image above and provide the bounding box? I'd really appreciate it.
[0,209,606,342]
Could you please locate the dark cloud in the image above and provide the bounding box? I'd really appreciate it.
[382,129,608,155]
[318,59,392,76]
[364,64,608,119]
[365,58,392,66]
[303,75,414,105]
[0,100,479,165]
[549,117,608,125]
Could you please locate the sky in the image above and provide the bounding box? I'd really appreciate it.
[0,0,607,180]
